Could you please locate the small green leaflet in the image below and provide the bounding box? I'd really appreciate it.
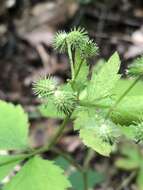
[0,101,29,150]
[87,52,121,102]
[0,155,24,181]
[80,128,114,156]
[3,156,71,190]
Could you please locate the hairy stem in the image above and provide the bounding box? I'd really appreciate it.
[74,59,84,80]
[67,44,75,80]
[106,76,141,118]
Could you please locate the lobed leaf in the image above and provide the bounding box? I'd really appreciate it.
[0,155,24,182]
[80,128,114,157]
[87,52,121,102]
[3,156,71,190]
[0,101,29,150]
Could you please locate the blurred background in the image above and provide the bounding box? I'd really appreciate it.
[0,0,143,189]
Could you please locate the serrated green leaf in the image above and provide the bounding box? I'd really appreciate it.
[113,79,143,96]
[87,52,121,102]
[74,107,96,130]
[0,101,29,150]
[0,155,24,182]
[81,95,143,126]
[80,128,114,156]
[3,156,71,190]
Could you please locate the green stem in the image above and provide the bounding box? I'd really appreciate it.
[0,116,71,168]
[79,101,109,109]
[106,76,141,118]
[74,59,84,80]
[82,149,95,190]
[83,149,95,170]
[67,44,75,80]
[83,171,88,190]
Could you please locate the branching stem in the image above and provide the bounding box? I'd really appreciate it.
[106,75,142,118]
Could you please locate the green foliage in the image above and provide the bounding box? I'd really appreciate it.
[115,144,143,190]
[0,101,29,150]
[1,27,143,190]
[55,156,104,190]
[74,109,120,156]
[113,79,143,96]
[3,156,71,190]
[86,52,120,102]
[0,155,24,181]
[115,144,141,170]
[39,102,65,119]
[111,96,143,125]
[128,57,143,77]
[69,170,104,190]
[80,128,114,156]
[73,51,89,91]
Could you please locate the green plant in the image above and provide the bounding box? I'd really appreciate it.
[115,143,143,190]
[0,27,143,190]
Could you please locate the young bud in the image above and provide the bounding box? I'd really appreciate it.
[80,39,98,59]
[33,77,56,98]
[97,120,120,145]
[53,31,68,53]
[53,90,77,115]
[67,27,88,50]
